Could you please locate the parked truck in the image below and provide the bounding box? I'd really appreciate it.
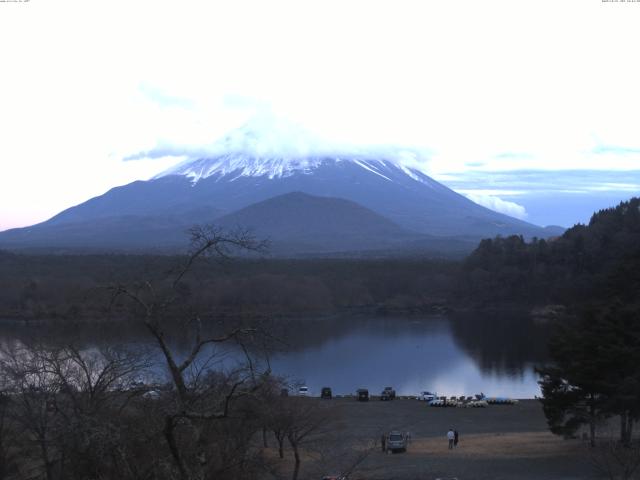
[380,387,396,401]
[356,388,369,401]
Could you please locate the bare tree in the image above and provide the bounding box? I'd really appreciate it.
[317,436,379,480]
[1,343,63,480]
[589,434,640,480]
[0,393,19,480]
[108,225,271,480]
[0,226,273,480]
[42,345,151,415]
[0,341,154,480]
[282,398,330,480]
[264,396,369,480]
[265,393,292,460]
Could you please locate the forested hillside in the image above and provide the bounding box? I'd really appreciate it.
[458,197,640,307]
[0,252,455,321]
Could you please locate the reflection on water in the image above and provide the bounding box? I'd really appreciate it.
[269,316,545,398]
[0,312,550,398]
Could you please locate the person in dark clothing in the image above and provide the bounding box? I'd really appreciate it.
[454,430,459,447]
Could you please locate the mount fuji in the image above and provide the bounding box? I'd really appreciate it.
[0,120,560,255]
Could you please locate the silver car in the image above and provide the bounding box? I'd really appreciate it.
[382,430,408,453]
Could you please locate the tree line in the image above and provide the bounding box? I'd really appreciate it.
[458,197,640,308]
[0,251,456,321]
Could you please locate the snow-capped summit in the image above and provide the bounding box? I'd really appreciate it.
[155,115,427,183]
[159,152,434,185]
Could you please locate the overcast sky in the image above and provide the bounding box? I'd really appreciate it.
[1,0,639,230]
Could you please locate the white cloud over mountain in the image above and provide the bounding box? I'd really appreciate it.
[464,194,528,220]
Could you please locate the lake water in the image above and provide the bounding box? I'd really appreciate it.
[266,315,547,399]
[0,312,550,399]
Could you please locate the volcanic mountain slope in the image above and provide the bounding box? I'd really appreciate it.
[215,191,420,254]
[0,121,555,254]
[0,209,223,252]
[17,156,546,235]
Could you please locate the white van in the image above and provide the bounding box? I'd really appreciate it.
[416,391,437,401]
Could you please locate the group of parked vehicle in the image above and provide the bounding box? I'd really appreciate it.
[417,391,485,406]
[355,386,397,401]
[417,392,518,407]
[428,396,488,408]
[287,387,516,407]
[287,386,397,400]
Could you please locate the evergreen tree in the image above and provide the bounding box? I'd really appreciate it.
[538,305,640,446]
[537,309,608,446]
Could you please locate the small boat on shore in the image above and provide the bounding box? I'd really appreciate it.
[485,397,519,405]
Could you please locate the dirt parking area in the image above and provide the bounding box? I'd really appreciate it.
[292,398,597,480]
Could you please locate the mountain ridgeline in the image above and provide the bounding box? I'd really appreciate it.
[0,147,560,255]
[458,197,640,306]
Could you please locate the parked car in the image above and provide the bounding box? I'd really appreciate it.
[381,430,409,453]
[321,387,332,399]
[142,389,161,400]
[382,387,396,399]
[356,388,369,401]
[298,386,309,396]
[416,390,437,401]
[280,388,289,397]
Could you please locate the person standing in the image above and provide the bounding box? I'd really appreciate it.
[447,428,455,449]
[454,429,459,447]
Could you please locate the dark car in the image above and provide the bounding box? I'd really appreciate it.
[381,387,396,400]
[280,388,289,397]
[356,388,369,401]
[321,387,332,399]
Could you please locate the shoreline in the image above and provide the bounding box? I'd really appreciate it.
[0,301,546,325]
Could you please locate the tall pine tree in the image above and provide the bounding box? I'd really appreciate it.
[538,305,640,445]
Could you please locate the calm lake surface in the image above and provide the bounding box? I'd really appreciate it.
[267,315,548,399]
[0,312,550,399]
